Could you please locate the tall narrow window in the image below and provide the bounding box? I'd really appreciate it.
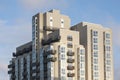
[50,17,53,27]
[61,19,64,28]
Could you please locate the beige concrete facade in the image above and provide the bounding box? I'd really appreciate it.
[8,10,113,80]
[71,22,113,80]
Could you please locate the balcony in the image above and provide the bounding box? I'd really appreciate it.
[46,50,56,55]
[13,45,32,57]
[67,43,73,48]
[36,67,40,73]
[67,36,73,41]
[67,58,75,63]
[22,71,28,76]
[44,59,47,63]
[67,65,75,70]
[8,63,15,68]
[67,73,75,77]
[8,70,12,74]
[8,69,15,74]
[36,74,40,79]
[32,76,36,79]
[32,61,40,67]
[32,62,36,67]
[11,75,16,79]
[67,51,74,56]
[32,69,36,73]
[43,26,59,31]
[47,57,57,62]
[36,62,40,66]
[22,78,28,80]
[42,36,61,45]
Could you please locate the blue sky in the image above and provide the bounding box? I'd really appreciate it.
[0,0,120,80]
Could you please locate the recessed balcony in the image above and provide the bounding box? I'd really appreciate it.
[8,70,12,74]
[67,58,75,63]
[42,36,61,45]
[47,57,57,62]
[12,45,32,57]
[67,51,74,56]
[67,65,75,70]
[11,75,16,79]
[43,26,59,31]
[67,73,75,77]
[8,63,14,68]
[47,50,56,55]
[22,71,28,76]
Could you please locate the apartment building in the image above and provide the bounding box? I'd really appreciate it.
[8,9,113,80]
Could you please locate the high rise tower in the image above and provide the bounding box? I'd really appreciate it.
[8,10,113,80]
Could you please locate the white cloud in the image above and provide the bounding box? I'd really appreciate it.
[18,0,67,11]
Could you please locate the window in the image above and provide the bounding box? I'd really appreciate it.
[61,19,64,28]
[68,77,73,80]
[80,77,85,80]
[61,68,65,74]
[67,35,73,41]
[60,47,65,53]
[106,46,111,51]
[106,53,111,58]
[93,45,98,50]
[80,70,85,75]
[93,58,98,64]
[80,49,85,55]
[35,17,37,24]
[93,51,98,57]
[106,60,111,65]
[106,33,110,39]
[94,65,98,70]
[93,38,98,43]
[50,17,53,26]
[106,66,111,71]
[80,56,85,62]
[106,40,110,45]
[80,63,85,69]
[93,31,98,36]
[61,54,65,60]
[61,76,66,80]
[94,72,99,77]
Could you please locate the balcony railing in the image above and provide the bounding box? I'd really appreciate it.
[67,51,74,56]
[32,62,36,67]
[47,57,57,62]
[22,71,28,76]
[36,67,40,73]
[42,36,61,45]
[11,75,16,79]
[13,45,32,57]
[36,62,40,66]
[67,58,75,63]
[8,69,15,74]
[46,50,56,55]
[67,65,75,70]
[8,63,15,68]
[67,73,75,77]
[43,26,59,31]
